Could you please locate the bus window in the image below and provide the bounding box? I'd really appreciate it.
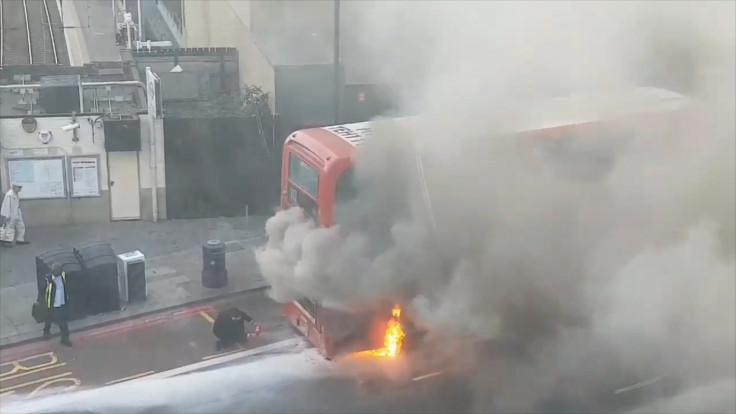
[542,131,623,181]
[335,167,358,206]
[297,298,317,318]
[333,168,359,225]
[292,185,319,222]
[289,153,319,199]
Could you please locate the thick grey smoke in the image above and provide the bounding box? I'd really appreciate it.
[256,1,735,412]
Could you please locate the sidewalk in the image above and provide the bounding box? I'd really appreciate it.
[0,216,271,348]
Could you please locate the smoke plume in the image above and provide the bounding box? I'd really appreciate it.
[256,1,735,412]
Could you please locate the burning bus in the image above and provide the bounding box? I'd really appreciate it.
[279,87,690,361]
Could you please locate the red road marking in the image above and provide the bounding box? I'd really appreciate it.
[0,304,216,364]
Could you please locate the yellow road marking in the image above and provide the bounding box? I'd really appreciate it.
[0,363,66,381]
[199,311,215,324]
[202,345,245,361]
[1,352,58,377]
[105,370,156,386]
[0,390,15,396]
[0,372,72,393]
[29,377,81,397]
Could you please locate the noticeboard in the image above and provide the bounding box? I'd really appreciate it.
[70,156,101,197]
[6,157,67,200]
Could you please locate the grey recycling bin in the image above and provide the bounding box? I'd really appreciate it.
[202,240,228,288]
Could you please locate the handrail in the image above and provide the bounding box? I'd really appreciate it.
[0,80,145,90]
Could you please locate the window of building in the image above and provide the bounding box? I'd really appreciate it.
[289,153,319,199]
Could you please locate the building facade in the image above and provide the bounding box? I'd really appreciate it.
[0,64,166,226]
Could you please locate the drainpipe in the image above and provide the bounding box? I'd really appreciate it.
[145,67,160,222]
[149,118,158,222]
[148,100,158,223]
[78,81,85,113]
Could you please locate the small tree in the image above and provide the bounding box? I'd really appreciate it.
[186,84,271,118]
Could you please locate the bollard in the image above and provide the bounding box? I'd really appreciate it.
[202,240,228,288]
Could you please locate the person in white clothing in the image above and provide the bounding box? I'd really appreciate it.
[0,183,28,246]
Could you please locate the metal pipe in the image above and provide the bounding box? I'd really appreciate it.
[81,80,145,88]
[126,20,132,49]
[333,0,340,124]
[78,81,85,113]
[0,83,42,89]
[0,80,145,90]
[137,0,143,42]
[134,40,173,50]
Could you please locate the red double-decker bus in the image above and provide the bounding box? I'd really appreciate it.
[280,87,690,359]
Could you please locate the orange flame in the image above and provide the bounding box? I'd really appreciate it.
[384,305,405,357]
[356,304,406,359]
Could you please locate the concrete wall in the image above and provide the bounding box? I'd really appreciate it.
[180,0,275,111]
[0,115,166,226]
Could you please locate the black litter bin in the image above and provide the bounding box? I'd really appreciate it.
[202,240,228,288]
[74,242,120,314]
[35,248,87,321]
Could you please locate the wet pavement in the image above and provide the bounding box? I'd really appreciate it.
[0,290,292,398]
[0,216,267,288]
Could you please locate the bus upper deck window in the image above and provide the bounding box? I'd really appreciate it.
[289,153,319,199]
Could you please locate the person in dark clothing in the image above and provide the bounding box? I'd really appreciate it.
[43,264,72,347]
[213,307,260,350]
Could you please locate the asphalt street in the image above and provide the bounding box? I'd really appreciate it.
[2,346,475,414]
[0,290,291,398]
[0,288,695,414]
[0,285,478,414]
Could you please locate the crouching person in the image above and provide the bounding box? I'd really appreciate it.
[213,307,260,351]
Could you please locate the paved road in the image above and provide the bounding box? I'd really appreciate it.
[3,347,474,414]
[0,290,290,398]
[0,287,694,414]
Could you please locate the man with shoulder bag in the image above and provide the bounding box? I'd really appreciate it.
[41,264,73,347]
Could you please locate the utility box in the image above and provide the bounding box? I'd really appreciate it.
[39,75,81,114]
[117,250,147,303]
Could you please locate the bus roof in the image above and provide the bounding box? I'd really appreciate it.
[289,87,690,162]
